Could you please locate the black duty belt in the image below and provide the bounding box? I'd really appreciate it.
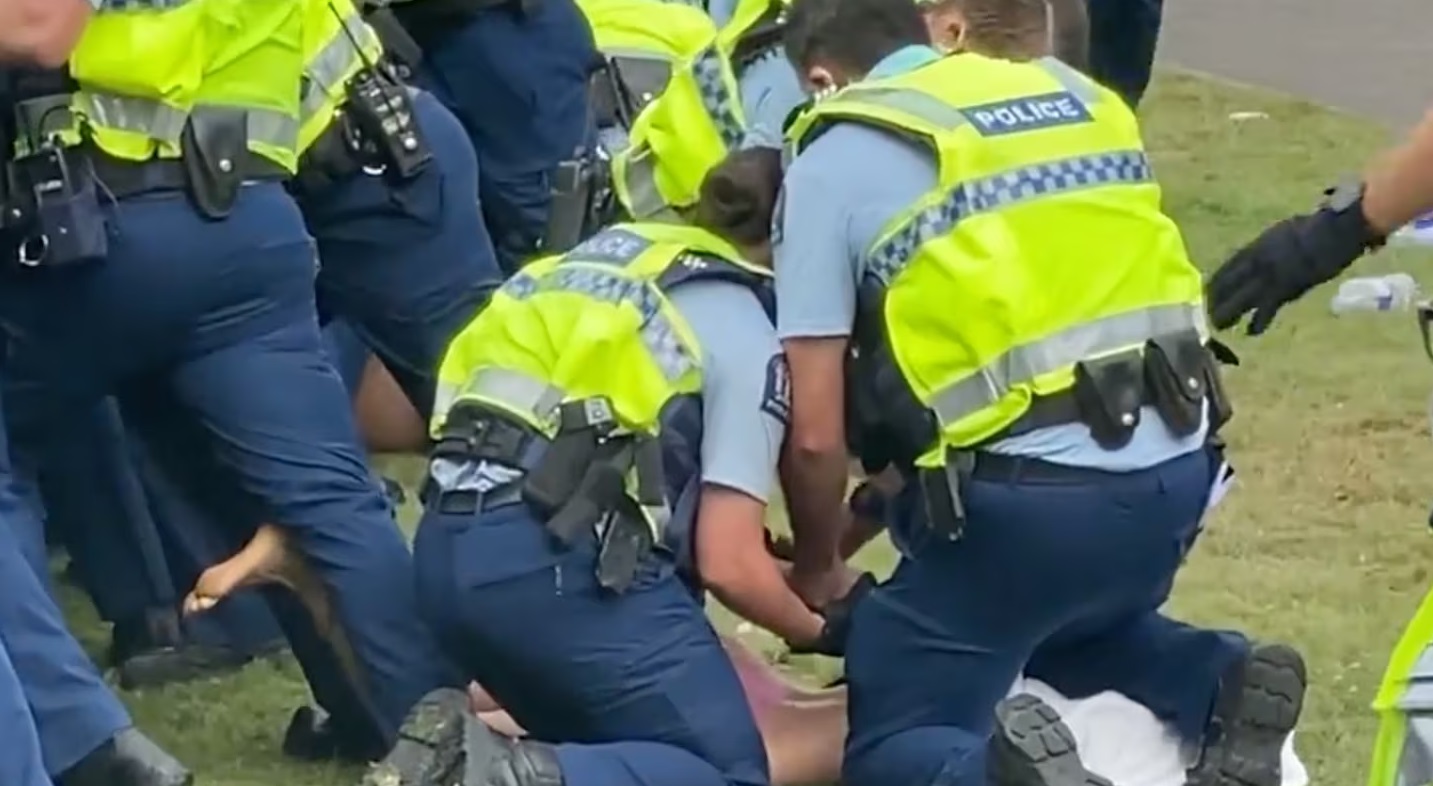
[89,148,288,201]
[964,451,1132,486]
[982,387,1133,444]
[422,480,525,516]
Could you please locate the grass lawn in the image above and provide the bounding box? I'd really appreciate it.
[54,70,1433,786]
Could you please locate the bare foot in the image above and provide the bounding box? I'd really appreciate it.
[183,524,367,694]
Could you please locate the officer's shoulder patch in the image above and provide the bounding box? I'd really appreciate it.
[961,91,1092,137]
[760,353,792,425]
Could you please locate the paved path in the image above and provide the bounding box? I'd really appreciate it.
[1157,0,1432,128]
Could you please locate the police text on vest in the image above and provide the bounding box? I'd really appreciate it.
[962,92,1092,137]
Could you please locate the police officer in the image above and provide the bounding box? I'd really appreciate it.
[85,0,503,704]
[0,0,460,762]
[773,1,1307,786]
[0,35,192,786]
[357,148,827,786]
[704,0,807,150]
[1205,109,1433,335]
[575,0,748,233]
[383,0,600,272]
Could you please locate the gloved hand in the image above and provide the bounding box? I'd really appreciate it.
[790,572,876,657]
[1206,184,1386,335]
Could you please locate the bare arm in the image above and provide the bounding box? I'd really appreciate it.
[1362,108,1433,234]
[779,336,851,604]
[0,0,92,67]
[696,485,825,648]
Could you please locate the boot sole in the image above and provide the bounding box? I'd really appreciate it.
[362,688,470,786]
[991,694,1113,786]
[1188,644,1308,786]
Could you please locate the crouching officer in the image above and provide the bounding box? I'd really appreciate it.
[382,0,600,273]
[0,0,460,764]
[568,0,748,243]
[365,149,800,786]
[772,1,1308,786]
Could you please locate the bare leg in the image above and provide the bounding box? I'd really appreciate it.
[353,358,428,455]
[720,636,846,785]
[182,523,368,694]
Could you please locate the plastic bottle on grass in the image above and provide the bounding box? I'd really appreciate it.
[1329,273,1420,315]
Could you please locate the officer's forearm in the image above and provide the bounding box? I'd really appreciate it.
[781,337,852,577]
[696,487,825,646]
[1362,109,1433,235]
[706,557,825,648]
[781,445,849,575]
[0,0,92,67]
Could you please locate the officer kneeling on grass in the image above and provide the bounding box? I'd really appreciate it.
[770,1,1309,785]
[360,147,865,786]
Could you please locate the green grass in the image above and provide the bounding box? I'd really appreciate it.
[56,70,1433,785]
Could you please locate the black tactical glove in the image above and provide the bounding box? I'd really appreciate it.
[1206,183,1387,336]
[790,572,876,657]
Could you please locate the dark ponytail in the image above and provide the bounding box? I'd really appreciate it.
[691,147,785,248]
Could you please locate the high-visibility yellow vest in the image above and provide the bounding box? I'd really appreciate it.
[299,0,385,155]
[785,53,1207,466]
[715,0,788,62]
[433,221,771,443]
[68,0,304,171]
[1370,586,1433,786]
[576,0,747,220]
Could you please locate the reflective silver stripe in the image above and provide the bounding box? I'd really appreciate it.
[620,148,683,221]
[462,368,567,423]
[301,13,381,122]
[831,85,970,130]
[504,253,699,382]
[75,93,189,145]
[1037,56,1104,104]
[929,303,1206,426]
[245,108,299,151]
[866,150,1154,284]
[689,44,746,150]
[76,93,297,150]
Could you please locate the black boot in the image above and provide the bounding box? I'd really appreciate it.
[56,728,192,786]
[988,694,1111,786]
[362,688,563,786]
[1187,643,1307,786]
[283,705,388,763]
[109,609,270,690]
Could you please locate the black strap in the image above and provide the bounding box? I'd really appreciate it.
[87,148,287,200]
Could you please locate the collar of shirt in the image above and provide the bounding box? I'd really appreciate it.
[865,45,943,80]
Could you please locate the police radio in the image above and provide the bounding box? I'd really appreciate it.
[329,2,432,181]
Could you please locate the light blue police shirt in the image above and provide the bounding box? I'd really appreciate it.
[737,49,806,150]
[774,45,1206,471]
[668,279,787,501]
